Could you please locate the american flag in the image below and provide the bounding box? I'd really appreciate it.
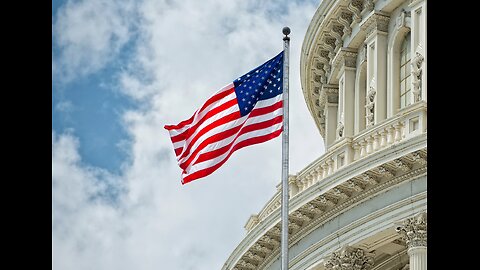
[165,51,284,184]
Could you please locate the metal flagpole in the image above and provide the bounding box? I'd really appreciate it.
[281,26,290,270]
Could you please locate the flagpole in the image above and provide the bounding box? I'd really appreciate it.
[281,26,290,270]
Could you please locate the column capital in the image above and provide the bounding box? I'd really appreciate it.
[332,48,358,77]
[395,212,427,248]
[321,84,339,104]
[361,12,390,39]
[324,246,375,270]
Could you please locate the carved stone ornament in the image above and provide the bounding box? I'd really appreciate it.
[333,49,358,71]
[337,121,344,138]
[363,0,374,13]
[362,13,390,38]
[411,51,424,102]
[323,85,339,104]
[337,113,345,138]
[338,11,353,37]
[395,212,427,248]
[359,44,367,64]
[324,246,375,270]
[365,78,376,126]
[396,10,411,30]
[348,0,364,23]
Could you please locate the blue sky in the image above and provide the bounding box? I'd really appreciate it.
[52,0,324,269]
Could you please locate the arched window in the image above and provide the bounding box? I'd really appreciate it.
[399,33,411,109]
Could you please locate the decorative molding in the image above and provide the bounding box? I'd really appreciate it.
[324,36,338,62]
[396,10,411,30]
[244,215,259,232]
[323,84,339,104]
[358,172,379,185]
[331,23,345,52]
[348,0,364,24]
[362,12,390,38]
[363,0,375,13]
[338,10,353,38]
[410,151,427,165]
[411,52,424,102]
[359,44,367,64]
[395,212,427,248]
[393,158,411,172]
[333,48,358,72]
[324,246,375,270]
[375,165,395,178]
[366,78,376,127]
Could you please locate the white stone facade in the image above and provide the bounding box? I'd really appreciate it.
[222,0,427,270]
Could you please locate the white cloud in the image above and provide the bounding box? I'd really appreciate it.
[52,1,325,270]
[52,0,136,83]
[55,100,74,113]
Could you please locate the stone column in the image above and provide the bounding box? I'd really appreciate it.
[324,245,375,270]
[395,212,427,270]
[333,48,357,139]
[362,12,390,125]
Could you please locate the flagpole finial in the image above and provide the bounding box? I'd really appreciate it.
[282,27,291,40]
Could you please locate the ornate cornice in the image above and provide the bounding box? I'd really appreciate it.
[395,212,427,248]
[338,9,353,38]
[332,48,358,75]
[322,84,339,104]
[348,0,363,23]
[361,12,390,39]
[324,246,375,270]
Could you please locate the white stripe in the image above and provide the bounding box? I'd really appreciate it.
[174,93,283,148]
[180,106,283,170]
[167,83,235,137]
[182,122,283,178]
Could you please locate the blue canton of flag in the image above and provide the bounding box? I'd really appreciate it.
[234,52,284,116]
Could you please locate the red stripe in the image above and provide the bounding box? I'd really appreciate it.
[249,100,283,118]
[164,87,235,131]
[164,113,195,131]
[174,147,183,156]
[179,118,244,170]
[177,110,241,161]
[182,128,283,184]
[198,87,235,115]
[178,104,283,169]
[194,115,283,164]
[171,98,238,143]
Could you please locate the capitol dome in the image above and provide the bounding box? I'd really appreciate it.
[223,0,427,269]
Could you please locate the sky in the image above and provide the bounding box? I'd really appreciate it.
[52,0,325,269]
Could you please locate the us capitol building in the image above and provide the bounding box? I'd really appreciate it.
[223,0,427,269]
